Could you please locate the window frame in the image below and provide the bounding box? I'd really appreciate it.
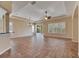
[48,22,66,34]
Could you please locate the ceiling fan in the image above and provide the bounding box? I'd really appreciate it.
[44,10,51,20]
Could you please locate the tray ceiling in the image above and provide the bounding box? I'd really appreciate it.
[11,1,76,21]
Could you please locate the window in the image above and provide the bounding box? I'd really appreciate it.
[48,22,65,34]
[9,22,13,33]
[32,25,34,33]
[0,7,6,33]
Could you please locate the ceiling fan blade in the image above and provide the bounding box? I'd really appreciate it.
[48,16,51,19]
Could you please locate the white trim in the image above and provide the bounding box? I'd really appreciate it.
[72,40,78,43]
[0,47,11,55]
[72,2,78,42]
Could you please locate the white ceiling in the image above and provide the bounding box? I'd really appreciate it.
[11,1,76,21]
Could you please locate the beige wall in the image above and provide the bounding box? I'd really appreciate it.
[0,1,12,13]
[12,19,27,33]
[42,16,73,39]
[10,16,33,37]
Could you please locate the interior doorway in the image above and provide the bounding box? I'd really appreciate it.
[9,22,13,33]
[36,24,42,33]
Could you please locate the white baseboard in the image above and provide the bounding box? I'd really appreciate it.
[0,47,11,55]
[72,40,78,43]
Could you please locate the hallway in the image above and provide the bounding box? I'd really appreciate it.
[0,33,78,58]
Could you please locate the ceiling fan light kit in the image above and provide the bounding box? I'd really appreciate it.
[44,10,51,20]
[44,16,48,20]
